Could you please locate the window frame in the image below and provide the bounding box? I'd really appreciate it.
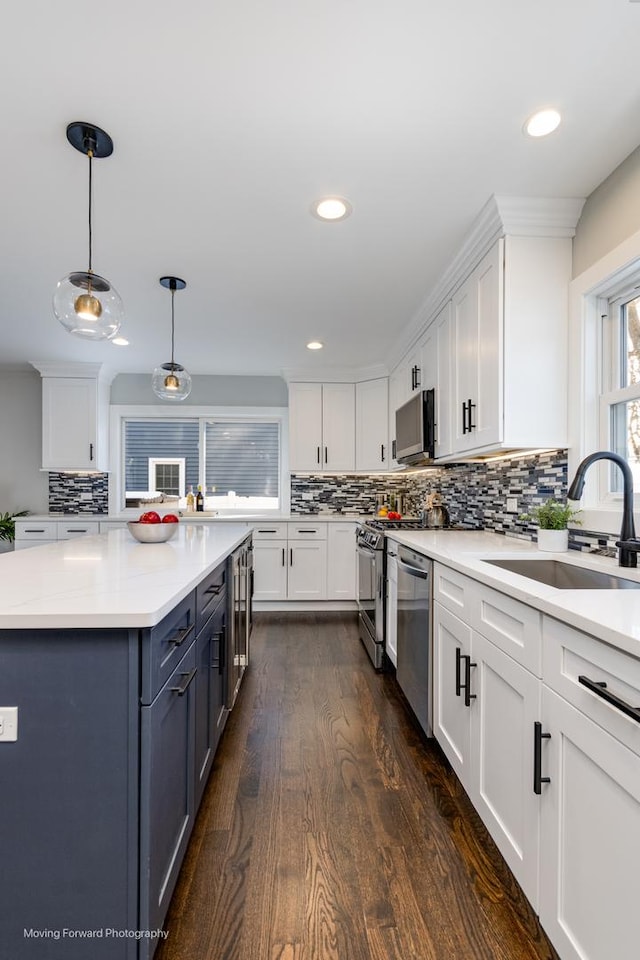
[109,404,290,516]
[148,457,186,498]
[569,228,640,534]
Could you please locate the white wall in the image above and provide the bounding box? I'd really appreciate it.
[573,144,640,277]
[0,370,48,513]
[111,373,288,406]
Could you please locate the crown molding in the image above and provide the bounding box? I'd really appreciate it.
[385,193,586,373]
[29,361,116,385]
[281,362,389,383]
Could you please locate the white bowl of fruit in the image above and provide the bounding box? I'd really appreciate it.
[127,511,180,543]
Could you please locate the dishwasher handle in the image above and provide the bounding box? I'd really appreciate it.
[397,558,429,579]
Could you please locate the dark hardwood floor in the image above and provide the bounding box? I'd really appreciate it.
[155,612,559,960]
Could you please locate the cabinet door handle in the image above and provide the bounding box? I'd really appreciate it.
[410,367,415,391]
[290,548,293,566]
[89,442,94,461]
[169,623,194,647]
[282,547,285,566]
[468,400,476,432]
[533,721,551,794]
[204,585,223,596]
[211,631,224,671]
[381,444,385,462]
[392,439,396,460]
[462,400,468,435]
[578,675,640,723]
[317,446,321,464]
[171,667,197,696]
[414,365,421,389]
[463,655,477,707]
[455,647,463,696]
[324,446,328,464]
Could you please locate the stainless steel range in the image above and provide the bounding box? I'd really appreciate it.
[356,517,427,669]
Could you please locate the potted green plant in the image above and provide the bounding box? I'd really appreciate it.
[520,499,582,551]
[0,510,28,552]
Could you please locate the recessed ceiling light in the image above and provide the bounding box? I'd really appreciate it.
[312,197,352,221]
[306,340,323,350]
[111,336,129,346]
[524,108,562,138]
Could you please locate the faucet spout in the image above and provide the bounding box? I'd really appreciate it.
[567,451,637,568]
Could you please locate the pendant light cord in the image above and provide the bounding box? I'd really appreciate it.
[87,149,94,275]
[170,288,176,369]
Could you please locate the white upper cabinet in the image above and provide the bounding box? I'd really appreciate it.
[31,362,112,472]
[452,240,502,454]
[355,378,389,471]
[288,382,355,472]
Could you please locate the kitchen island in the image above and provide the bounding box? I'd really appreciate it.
[0,523,250,960]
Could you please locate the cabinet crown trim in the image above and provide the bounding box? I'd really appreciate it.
[387,194,585,372]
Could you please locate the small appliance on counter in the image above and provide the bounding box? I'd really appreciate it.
[421,492,450,529]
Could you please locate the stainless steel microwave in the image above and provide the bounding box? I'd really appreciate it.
[395,388,435,465]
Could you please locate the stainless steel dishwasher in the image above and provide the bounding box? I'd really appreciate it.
[396,545,433,737]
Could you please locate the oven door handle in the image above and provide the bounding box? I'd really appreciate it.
[397,559,429,579]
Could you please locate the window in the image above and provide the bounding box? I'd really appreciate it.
[600,289,640,493]
[116,409,285,513]
[148,458,186,497]
[569,232,640,535]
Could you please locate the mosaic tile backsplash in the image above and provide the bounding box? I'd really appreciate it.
[49,472,109,514]
[291,449,619,554]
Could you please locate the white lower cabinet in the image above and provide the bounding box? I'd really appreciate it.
[326,522,356,600]
[252,522,330,602]
[538,685,640,960]
[434,561,640,960]
[470,631,541,908]
[433,599,540,907]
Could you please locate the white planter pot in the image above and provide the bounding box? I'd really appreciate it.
[537,528,568,552]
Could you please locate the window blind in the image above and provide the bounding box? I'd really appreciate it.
[204,421,279,497]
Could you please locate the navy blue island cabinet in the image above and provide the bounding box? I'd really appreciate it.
[0,556,231,960]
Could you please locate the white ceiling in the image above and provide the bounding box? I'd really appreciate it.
[2,0,640,380]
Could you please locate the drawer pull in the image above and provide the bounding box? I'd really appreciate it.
[578,674,640,723]
[25,529,46,533]
[171,667,197,696]
[204,585,223,596]
[257,529,277,533]
[169,623,194,647]
[533,721,551,794]
[297,529,317,534]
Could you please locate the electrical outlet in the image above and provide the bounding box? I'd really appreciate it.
[0,707,18,742]
[506,497,518,513]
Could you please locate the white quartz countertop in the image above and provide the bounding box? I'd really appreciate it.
[17,513,365,523]
[387,530,640,659]
[0,523,250,630]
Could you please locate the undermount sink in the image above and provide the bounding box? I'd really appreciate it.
[483,558,640,590]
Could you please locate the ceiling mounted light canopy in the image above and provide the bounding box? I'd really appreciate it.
[152,276,192,401]
[312,197,353,221]
[53,122,124,340]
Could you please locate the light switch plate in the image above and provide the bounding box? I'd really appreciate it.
[506,497,518,513]
[0,707,18,742]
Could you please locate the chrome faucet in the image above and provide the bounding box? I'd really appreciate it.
[567,451,638,568]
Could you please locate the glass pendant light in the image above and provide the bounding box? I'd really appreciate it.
[53,122,123,340]
[152,276,192,401]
